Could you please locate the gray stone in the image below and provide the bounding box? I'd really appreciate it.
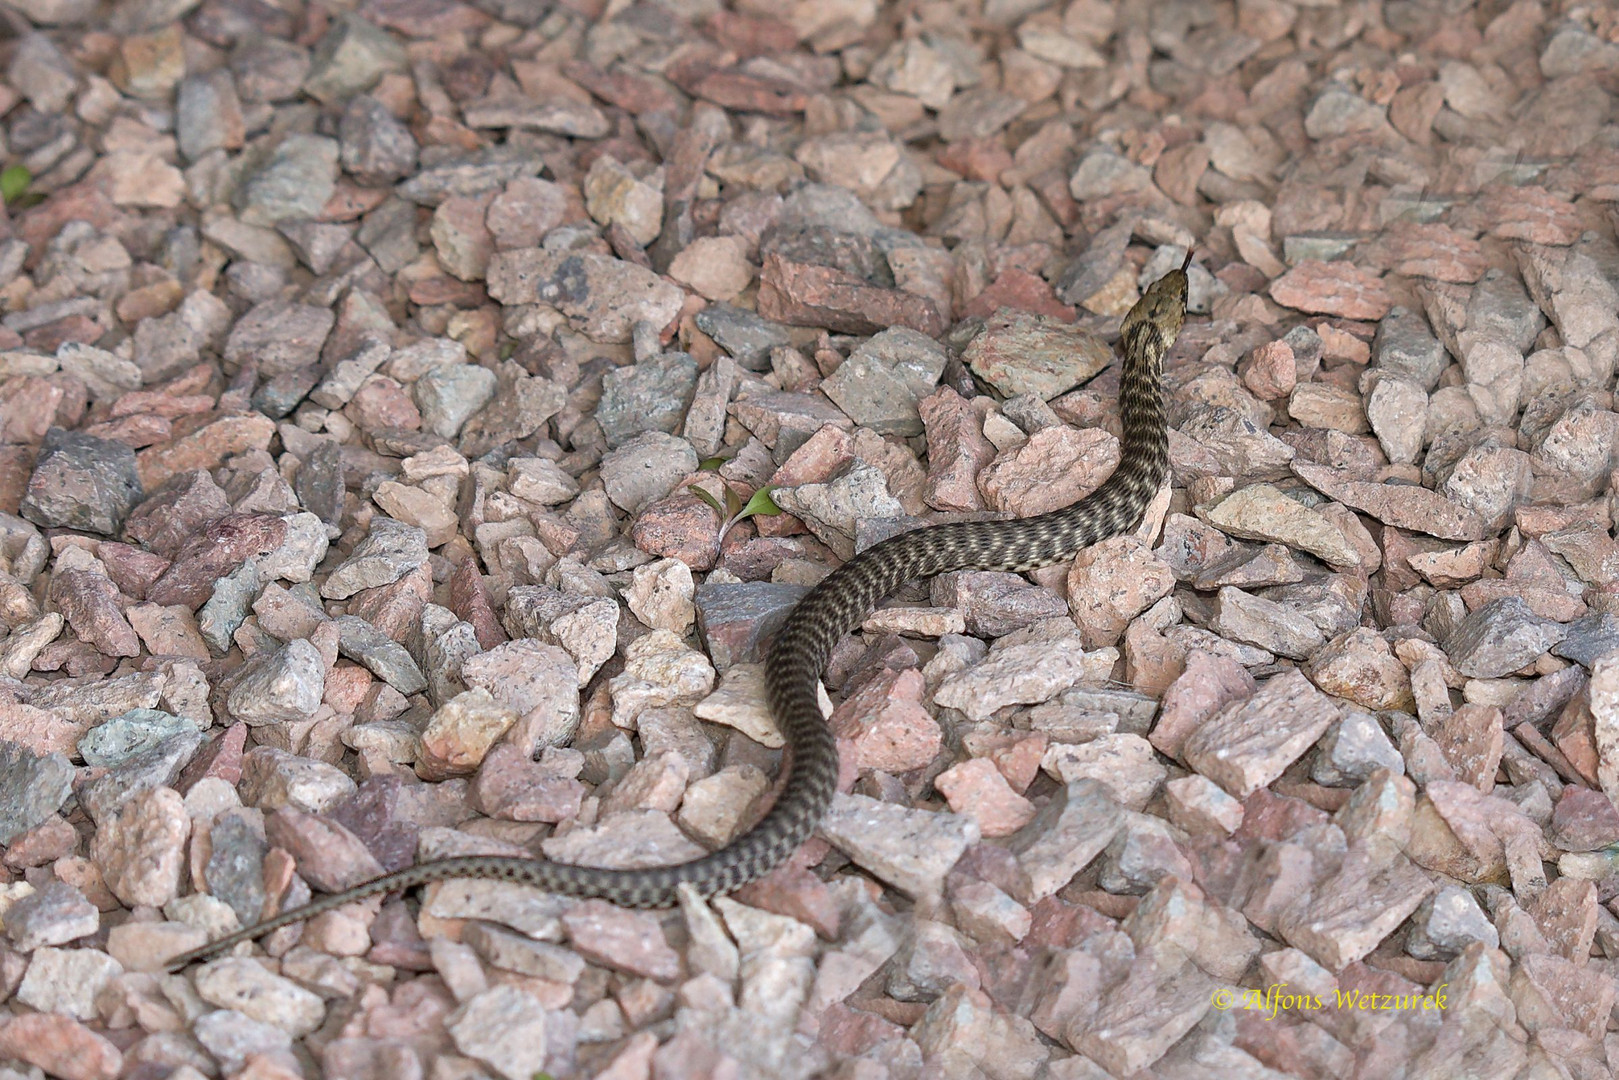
[223,301,335,378]
[334,615,427,695]
[20,427,142,536]
[78,708,199,768]
[356,197,421,274]
[239,134,339,227]
[77,730,205,824]
[1553,613,1619,669]
[278,220,354,276]
[252,366,319,418]
[599,432,698,515]
[1004,779,1123,902]
[417,363,498,439]
[57,343,141,402]
[820,327,949,437]
[134,290,232,382]
[486,249,684,344]
[694,581,810,670]
[961,311,1112,401]
[194,1009,292,1074]
[8,34,77,113]
[294,441,345,528]
[597,353,699,448]
[1374,307,1447,391]
[1067,148,1152,199]
[446,985,550,1080]
[1303,83,1387,138]
[1312,709,1405,786]
[176,71,244,162]
[0,741,74,845]
[693,304,793,371]
[1468,269,1546,354]
[310,336,390,410]
[226,638,327,726]
[302,13,406,103]
[773,462,905,561]
[339,93,418,186]
[397,146,545,207]
[458,365,567,458]
[1405,884,1498,960]
[1364,376,1428,466]
[819,792,979,898]
[1445,596,1568,678]
[198,560,261,655]
[206,810,269,928]
[5,882,97,951]
[231,38,311,104]
[321,517,428,600]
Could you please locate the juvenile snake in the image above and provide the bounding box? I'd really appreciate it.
[169,254,1189,969]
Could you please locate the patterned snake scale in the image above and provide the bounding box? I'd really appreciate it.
[168,253,1191,970]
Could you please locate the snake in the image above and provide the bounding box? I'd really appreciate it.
[167,253,1189,969]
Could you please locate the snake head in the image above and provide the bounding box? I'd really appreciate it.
[1118,251,1192,349]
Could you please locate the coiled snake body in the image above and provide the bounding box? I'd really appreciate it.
[170,255,1190,969]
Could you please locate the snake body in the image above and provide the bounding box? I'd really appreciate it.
[169,255,1189,969]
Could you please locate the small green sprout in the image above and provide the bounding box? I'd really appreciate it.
[0,165,42,209]
[689,480,783,544]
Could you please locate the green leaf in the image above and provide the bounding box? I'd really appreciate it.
[0,165,31,206]
[697,452,731,470]
[723,484,742,519]
[738,485,782,518]
[689,485,724,517]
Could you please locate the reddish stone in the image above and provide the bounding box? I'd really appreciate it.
[732,861,841,939]
[0,1013,122,1080]
[1365,221,1487,283]
[364,0,491,36]
[937,137,1014,182]
[629,492,722,572]
[15,177,119,256]
[97,542,172,600]
[178,723,248,791]
[320,183,391,223]
[0,377,63,445]
[448,558,507,650]
[563,60,680,115]
[829,667,942,774]
[1477,185,1582,245]
[408,275,488,307]
[124,469,232,558]
[25,315,103,353]
[82,413,172,448]
[136,412,278,491]
[49,569,139,657]
[960,268,1077,321]
[758,253,947,337]
[674,69,809,115]
[472,743,586,823]
[3,815,77,868]
[1268,260,1393,320]
[146,513,288,609]
[0,445,33,514]
[704,10,799,56]
[346,563,432,643]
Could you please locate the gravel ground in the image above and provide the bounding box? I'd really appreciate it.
[0,0,1609,1076]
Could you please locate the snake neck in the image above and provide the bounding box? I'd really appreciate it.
[1114,317,1171,501]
